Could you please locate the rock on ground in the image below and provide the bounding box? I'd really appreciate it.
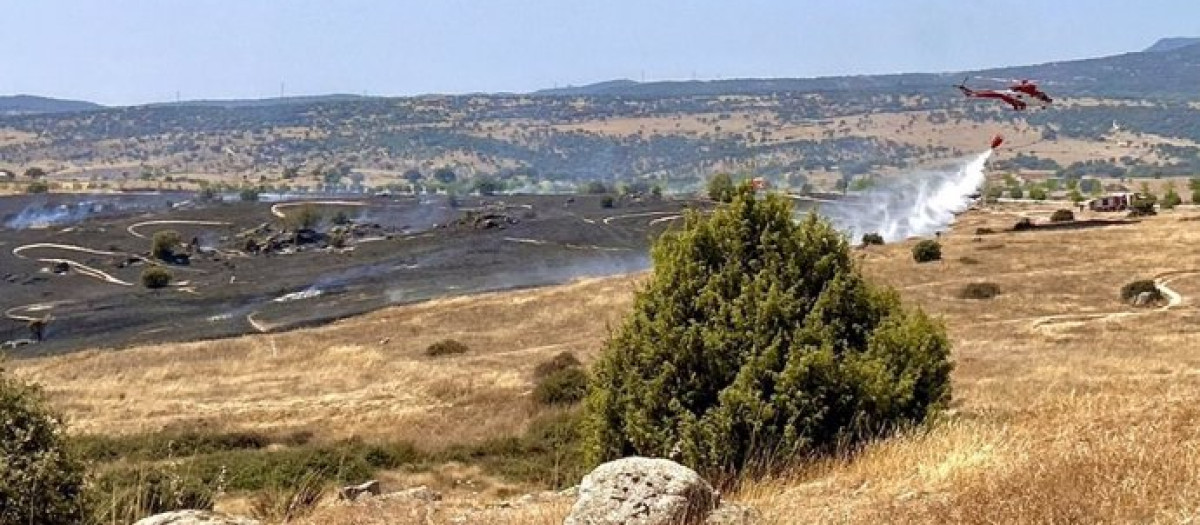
[133,510,260,525]
[565,456,718,525]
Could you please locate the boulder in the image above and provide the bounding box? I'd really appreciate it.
[133,510,260,525]
[338,479,382,501]
[564,457,717,525]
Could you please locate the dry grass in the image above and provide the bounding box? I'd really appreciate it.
[14,203,1200,523]
[12,276,641,447]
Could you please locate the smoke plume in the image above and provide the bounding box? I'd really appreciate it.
[821,150,992,243]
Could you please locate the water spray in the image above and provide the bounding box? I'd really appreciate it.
[821,149,993,243]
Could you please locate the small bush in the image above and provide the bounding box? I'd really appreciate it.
[26,181,50,193]
[1050,209,1075,222]
[534,352,582,380]
[533,367,589,406]
[141,266,172,288]
[331,210,352,225]
[1013,217,1035,231]
[151,230,182,260]
[974,227,995,235]
[912,239,942,263]
[425,339,469,357]
[1120,279,1162,304]
[958,282,1001,300]
[239,187,261,202]
[861,232,885,245]
[600,196,614,209]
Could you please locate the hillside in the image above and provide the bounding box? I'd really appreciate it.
[0,94,102,115]
[12,202,1200,523]
[533,38,1200,100]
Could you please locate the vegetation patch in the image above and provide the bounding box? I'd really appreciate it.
[1120,279,1163,305]
[533,351,583,380]
[861,232,885,245]
[533,367,589,406]
[425,339,469,357]
[912,239,943,263]
[1050,209,1075,222]
[140,266,172,289]
[958,282,1002,300]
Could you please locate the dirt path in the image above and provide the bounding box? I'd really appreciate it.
[270,200,367,219]
[12,243,134,286]
[601,211,683,225]
[127,220,232,239]
[990,270,1200,333]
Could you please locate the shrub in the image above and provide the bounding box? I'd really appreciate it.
[583,182,952,479]
[248,471,324,523]
[912,239,942,263]
[151,230,182,260]
[1013,217,1035,231]
[600,196,615,209]
[292,206,323,230]
[534,352,583,380]
[1029,186,1048,201]
[239,187,261,202]
[0,374,87,524]
[706,173,735,202]
[534,367,589,406]
[141,266,172,288]
[1050,209,1075,222]
[861,232,885,245]
[958,282,1001,300]
[331,210,352,225]
[1120,279,1162,304]
[425,339,469,357]
[88,465,217,524]
[974,227,995,235]
[26,181,50,193]
[1129,194,1157,217]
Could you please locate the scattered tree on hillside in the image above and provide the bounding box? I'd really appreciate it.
[433,167,457,184]
[583,182,953,478]
[1162,183,1182,209]
[23,167,46,179]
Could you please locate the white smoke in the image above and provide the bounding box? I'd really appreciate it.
[821,150,992,243]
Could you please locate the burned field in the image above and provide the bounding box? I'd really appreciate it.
[1,193,706,355]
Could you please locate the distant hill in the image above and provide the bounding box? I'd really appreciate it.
[1145,37,1200,53]
[145,94,372,109]
[532,38,1200,100]
[0,95,102,115]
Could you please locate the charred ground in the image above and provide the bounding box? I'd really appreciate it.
[0,192,711,355]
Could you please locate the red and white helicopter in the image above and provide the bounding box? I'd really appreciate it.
[955,77,1053,111]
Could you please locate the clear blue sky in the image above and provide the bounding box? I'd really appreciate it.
[3,0,1196,106]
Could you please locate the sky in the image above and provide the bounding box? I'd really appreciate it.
[2,0,1197,106]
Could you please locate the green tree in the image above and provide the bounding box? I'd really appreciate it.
[583,183,953,477]
[1068,189,1085,203]
[26,181,49,194]
[1009,186,1024,199]
[1191,188,1200,204]
[706,173,735,203]
[403,168,424,183]
[1028,186,1048,201]
[23,167,46,179]
[0,372,86,524]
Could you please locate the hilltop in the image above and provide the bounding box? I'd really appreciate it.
[534,37,1200,99]
[0,95,102,115]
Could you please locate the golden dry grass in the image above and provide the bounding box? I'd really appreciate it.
[13,202,1200,523]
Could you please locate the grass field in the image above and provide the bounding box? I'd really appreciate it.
[12,202,1200,523]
